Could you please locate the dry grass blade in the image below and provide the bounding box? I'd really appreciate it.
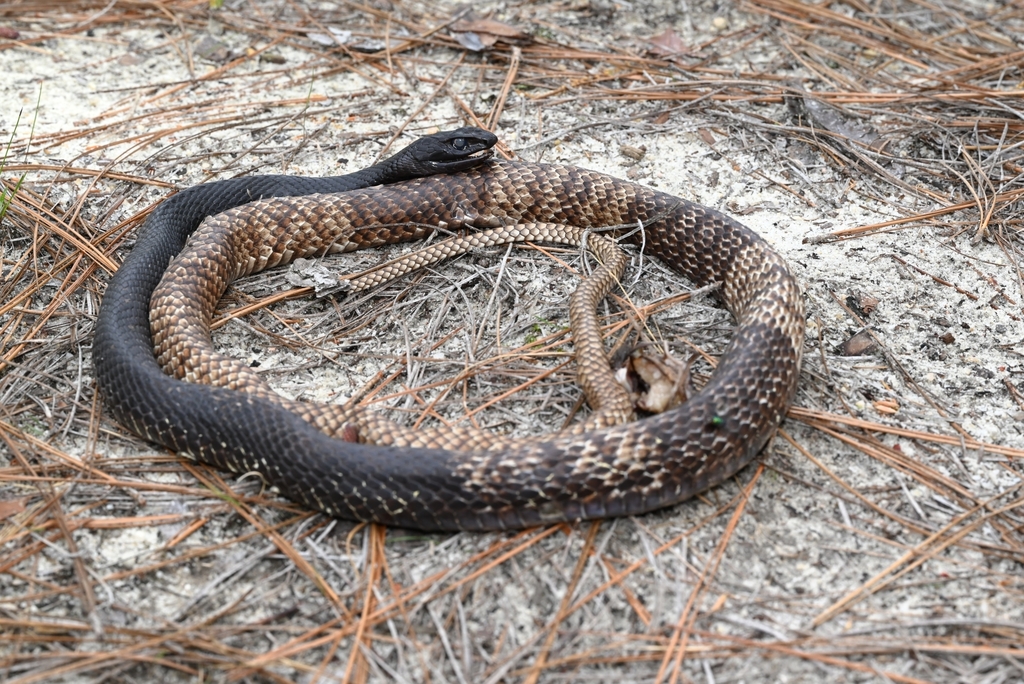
[657,465,763,684]
[523,520,600,684]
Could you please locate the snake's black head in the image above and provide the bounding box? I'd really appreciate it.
[393,126,498,176]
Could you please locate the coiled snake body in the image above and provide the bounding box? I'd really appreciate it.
[94,129,804,531]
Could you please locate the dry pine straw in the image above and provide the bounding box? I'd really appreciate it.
[1,0,1023,682]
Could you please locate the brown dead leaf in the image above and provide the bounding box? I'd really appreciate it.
[873,399,900,414]
[450,18,530,51]
[648,29,689,58]
[625,350,692,414]
[841,329,877,356]
[451,30,495,51]
[451,18,529,40]
[0,497,28,521]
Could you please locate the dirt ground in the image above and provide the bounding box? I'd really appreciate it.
[1,0,1023,682]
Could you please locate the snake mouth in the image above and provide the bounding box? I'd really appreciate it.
[429,146,495,172]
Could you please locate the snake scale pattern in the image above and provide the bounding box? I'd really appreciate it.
[93,129,804,531]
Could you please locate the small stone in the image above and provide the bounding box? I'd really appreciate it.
[841,329,876,356]
[847,292,879,318]
[857,293,879,315]
[194,34,230,62]
[118,52,144,66]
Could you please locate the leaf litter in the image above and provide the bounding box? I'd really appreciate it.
[0,0,1022,682]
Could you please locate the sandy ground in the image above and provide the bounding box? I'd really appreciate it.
[1,1,1023,682]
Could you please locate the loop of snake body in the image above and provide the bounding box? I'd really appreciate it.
[94,129,804,531]
[152,223,636,450]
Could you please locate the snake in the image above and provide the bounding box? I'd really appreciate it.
[93,127,804,532]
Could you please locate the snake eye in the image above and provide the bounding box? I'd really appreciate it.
[452,137,467,150]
